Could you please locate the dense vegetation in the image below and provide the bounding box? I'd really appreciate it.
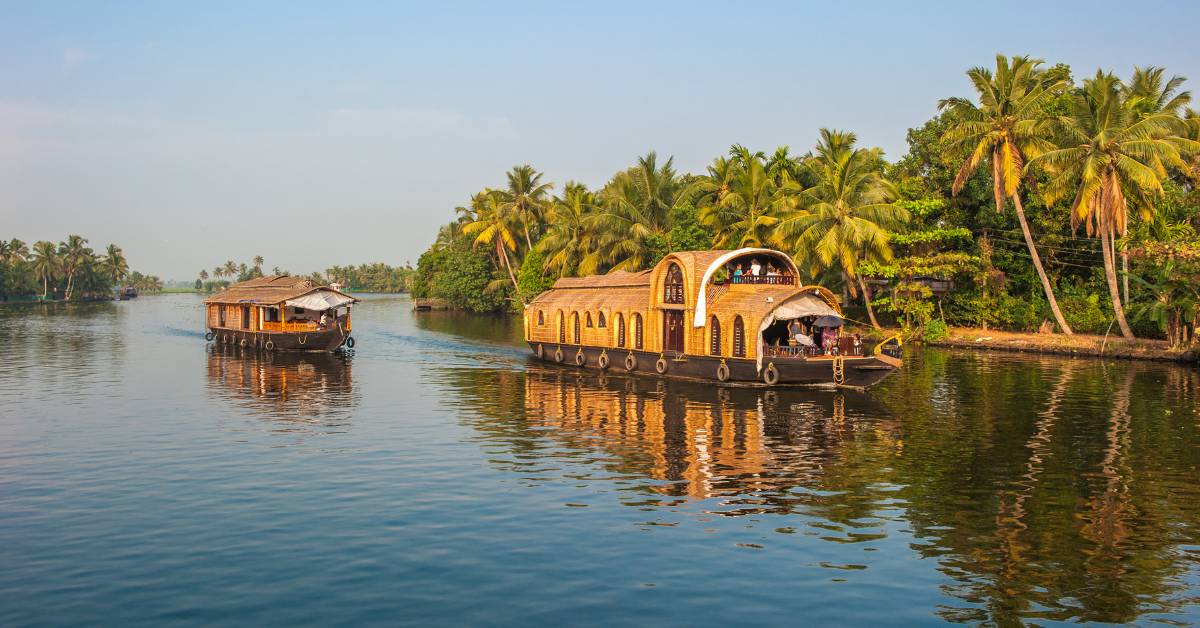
[414,55,1200,347]
[0,236,161,302]
[196,257,413,293]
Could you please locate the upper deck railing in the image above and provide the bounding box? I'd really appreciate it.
[727,275,796,286]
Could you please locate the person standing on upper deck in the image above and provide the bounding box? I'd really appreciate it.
[749,259,762,277]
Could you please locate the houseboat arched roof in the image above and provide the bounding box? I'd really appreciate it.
[692,248,800,327]
[203,275,357,307]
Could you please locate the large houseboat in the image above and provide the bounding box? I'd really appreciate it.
[203,276,357,352]
[524,248,902,388]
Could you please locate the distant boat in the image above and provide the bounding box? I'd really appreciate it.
[119,286,138,300]
[203,275,358,352]
[524,247,902,388]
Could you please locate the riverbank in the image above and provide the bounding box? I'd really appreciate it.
[925,326,1197,363]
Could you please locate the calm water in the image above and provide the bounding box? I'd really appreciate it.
[2,294,1199,626]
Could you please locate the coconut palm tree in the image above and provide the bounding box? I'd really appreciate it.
[938,54,1074,334]
[30,241,58,299]
[2,239,29,264]
[253,255,264,274]
[496,165,553,251]
[765,146,801,186]
[223,260,238,281]
[1031,70,1198,340]
[698,156,785,248]
[461,190,523,304]
[59,235,91,301]
[101,244,129,287]
[774,129,909,329]
[199,269,209,281]
[538,182,598,277]
[588,152,686,272]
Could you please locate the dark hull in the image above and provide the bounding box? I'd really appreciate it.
[208,326,349,352]
[527,342,900,388]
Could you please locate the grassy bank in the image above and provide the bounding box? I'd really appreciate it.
[925,326,1197,362]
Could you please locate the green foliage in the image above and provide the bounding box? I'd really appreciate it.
[325,263,413,293]
[413,240,508,312]
[516,249,554,308]
[924,318,949,341]
[1058,292,1111,334]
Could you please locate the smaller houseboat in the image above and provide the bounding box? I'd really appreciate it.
[203,276,357,352]
[524,248,902,388]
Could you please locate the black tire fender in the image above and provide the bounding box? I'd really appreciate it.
[716,361,731,382]
[346,336,355,349]
[574,349,586,366]
[204,331,215,342]
[554,347,564,363]
[597,352,610,369]
[763,363,780,385]
[655,357,669,374]
[624,353,637,371]
[265,340,275,351]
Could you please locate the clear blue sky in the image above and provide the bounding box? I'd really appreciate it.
[2,1,1197,279]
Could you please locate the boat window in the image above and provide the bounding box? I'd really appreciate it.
[264,307,280,323]
[616,314,626,348]
[710,315,721,356]
[558,311,565,343]
[537,310,544,326]
[572,312,580,344]
[733,315,745,357]
[597,312,606,328]
[663,263,684,304]
[218,305,226,326]
[585,312,593,328]
[633,313,643,350]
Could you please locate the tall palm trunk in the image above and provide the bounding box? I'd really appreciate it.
[496,241,525,308]
[1099,227,1135,339]
[1012,194,1073,335]
[42,273,49,299]
[65,269,75,301]
[857,275,881,330]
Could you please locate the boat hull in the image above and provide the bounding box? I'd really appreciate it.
[526,342,900,388]
[208,326,350,352]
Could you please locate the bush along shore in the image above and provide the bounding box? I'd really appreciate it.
[411,55,1200,362]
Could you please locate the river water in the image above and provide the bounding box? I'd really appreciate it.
[1,294,1198,626]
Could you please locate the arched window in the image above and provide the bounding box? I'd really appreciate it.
[586,312,593,328]
[732,315,745,357]
[558,311,565,343]
[537,310,544,326]
[663,263,684,304]
[597,312,606,328]
[710,316,722,356]
[616,314,626,348]
[572,312,581,344]
[633,313,643,350]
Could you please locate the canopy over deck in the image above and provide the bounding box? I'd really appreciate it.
[204,275,357,308]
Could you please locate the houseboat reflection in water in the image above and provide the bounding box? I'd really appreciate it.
[497,365,898,509]
[205,343,357,428]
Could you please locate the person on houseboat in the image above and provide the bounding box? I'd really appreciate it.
[732,264,744,283]
[319,310,329,329]
[789,319,814,348]
[749,259,762,277]
[822,326,839,355]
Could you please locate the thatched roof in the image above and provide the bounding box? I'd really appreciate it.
[529,284,648,313]
[709,284,842,316]
[204,275,355,306]
[550,270,651,289]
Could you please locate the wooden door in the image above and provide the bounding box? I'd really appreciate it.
[242,306,251,329]
[664,310,684,353]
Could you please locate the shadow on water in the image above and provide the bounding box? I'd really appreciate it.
[435,351,1200,625]
[205,343,358,430]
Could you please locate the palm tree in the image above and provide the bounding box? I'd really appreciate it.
[2,239,29,264]
[101,244,129,287]
[1031,70,1198,340]
[697,156,785,248]
[59,235,91,301]
[939,54,1074,334]
[774,129,909,329]
[765,146,801,186]
[199,269,209,281]
[538,182,597,277]
[30,241,58,299]
[461,191,523,304]
[253,255,264,273]
[223,260,238,281]
[496,165,553,251]
[589,152,685,271]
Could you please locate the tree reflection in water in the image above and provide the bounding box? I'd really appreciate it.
[440,353,1200,624]
[205,344,357,432]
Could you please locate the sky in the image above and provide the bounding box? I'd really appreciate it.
[2,1,1198,280]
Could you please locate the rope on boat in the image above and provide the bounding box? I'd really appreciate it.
[832,356,845,385]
